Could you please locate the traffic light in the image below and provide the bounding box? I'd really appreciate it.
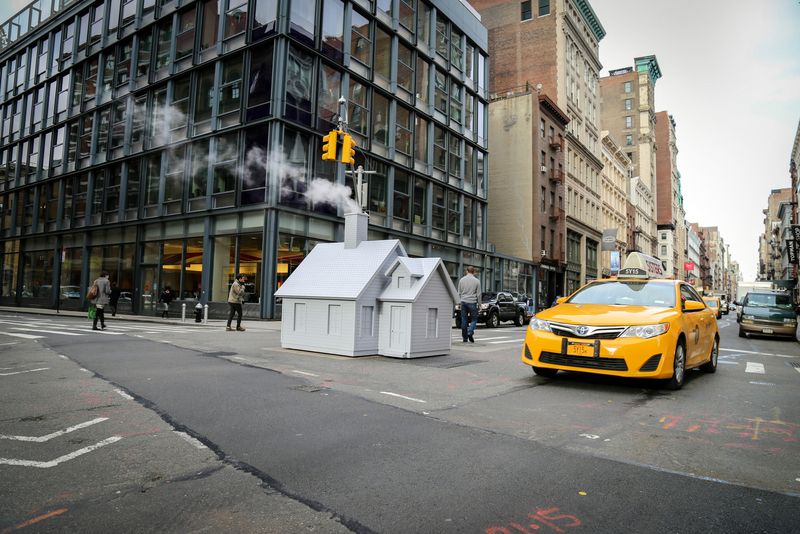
[321,130,338,161]
[341,134,356,165]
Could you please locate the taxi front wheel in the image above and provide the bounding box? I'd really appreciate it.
[665,342,686,390]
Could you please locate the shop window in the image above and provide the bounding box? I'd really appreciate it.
[161,240,183,298]
[211,235,236,302]
[184,238,204,300]
[238,233,262,304]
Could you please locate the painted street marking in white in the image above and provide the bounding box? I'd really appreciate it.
[0,367,49,376]
[11,327,83,336]
[0,417,108,442]
[0,341,20,346]
[58,354,69,360]
[0,436,122,468]
[745,362,765,374]
[173,431,207,449]
[720,348,797,359]
[73,329,125,335]
[291,370,319,377]
[472,336,510,341]
[114,389,134,400]
[718,361,739,365]
[380,391,426,403]
[795,367,800,375]
[488,339,525,344]
[749,381,776,386]
[231,356,246,361]
[579,433,600,440]
[79,368,91,373]
[0,332,44,340]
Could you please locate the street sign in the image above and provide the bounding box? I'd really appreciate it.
[683,261,695,271]
[791,225,800,242]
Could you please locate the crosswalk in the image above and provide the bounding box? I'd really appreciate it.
[0,318,208,340]
[450,331,526,346]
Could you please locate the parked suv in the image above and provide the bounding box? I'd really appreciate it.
[454,291,527,328]
[736,290,797,339]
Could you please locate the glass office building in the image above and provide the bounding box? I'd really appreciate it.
[0,0,532,318]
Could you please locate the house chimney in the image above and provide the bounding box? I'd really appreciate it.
[344,212,368,249]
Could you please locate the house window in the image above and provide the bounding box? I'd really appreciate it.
[521,1,532,21]
[624,81,632,93]
[625,116,632,128]
[538,0,550,16]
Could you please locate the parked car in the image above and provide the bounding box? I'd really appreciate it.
[736,290,797,339]
[505,291,533,324]
[454,291,528,328]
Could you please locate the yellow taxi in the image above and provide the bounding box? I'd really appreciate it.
[702,297,722,319]
[522,253,719,389]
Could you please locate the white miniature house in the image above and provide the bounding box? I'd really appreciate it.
[274,212,457,358]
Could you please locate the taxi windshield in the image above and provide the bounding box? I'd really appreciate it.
[703,299,718,308]
[568,281,676,308]
[744,293,793,309]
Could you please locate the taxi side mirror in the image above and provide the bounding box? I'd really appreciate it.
[684,300,705,312]
[556,297,568,304]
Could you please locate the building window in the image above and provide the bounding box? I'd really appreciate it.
[375,26,391,81]
[435,14,449,60]
[136,33,152,79]
[625,134,633,146]
[224,0,248,40]
[372,92,389,147]
[393,169,410,223]
[434,68,447,114]
[624,98,632,111]
[661,245,667,256]
[321,0,344,61]
[348,79,369,138]
[252,0,278,42]
[521,1,532,21]
[395,105,412,156]
[176,8,197,62]
[414,115,428,164]
[247,41,273,121]
[413,177,426,225]
[351,9,372,67]
[433,125,446,171]
[285,45,313,126]
[399,0,415,32]
[623,81,632,93]
[538,0,550,16]
[397,41,413,93]
[625,116,632,129]
[416,57,429,104]
[200,0,221,49]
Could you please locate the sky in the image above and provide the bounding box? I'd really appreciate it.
[0,0,797,280]
[591,0,800,281]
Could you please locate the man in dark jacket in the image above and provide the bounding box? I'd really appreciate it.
[90,271,112,330]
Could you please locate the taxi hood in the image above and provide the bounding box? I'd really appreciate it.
[537,304,678,326]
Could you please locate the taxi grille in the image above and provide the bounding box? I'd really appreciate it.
[549,322,626,340]
[539,351,628,371]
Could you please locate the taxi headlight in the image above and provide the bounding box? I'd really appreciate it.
[620,323,669,339]
[529,317,552,332]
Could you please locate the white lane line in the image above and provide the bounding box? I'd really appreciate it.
[0,367,50,376]
[488,339,525,344]
[73,329,126,335]
[0,341,20,346]
[720,348,797,359]
[173,431,207,449]
[114,389,134,400]
[0,436,123,468]
[749,381,776,386]
[0,417,108,442]
[0,332,44,339]
[380,391,427,403]
[473,336,511,341]
[718,361,739,365]
[58,354,69,360]
[291,370,319,377]
[11,327,83,336]
[745,362,765,374]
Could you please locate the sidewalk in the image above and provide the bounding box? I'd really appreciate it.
[0,306,283,332]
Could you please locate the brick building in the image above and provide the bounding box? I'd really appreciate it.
[654,111,685,277]
[470,0,606,295]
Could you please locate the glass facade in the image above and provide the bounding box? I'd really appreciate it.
[0,0,525,319]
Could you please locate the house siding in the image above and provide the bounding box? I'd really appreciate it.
[409,277,453,356]
[280,299,357,356]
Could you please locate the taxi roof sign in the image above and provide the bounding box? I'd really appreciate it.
[618,252,667,279]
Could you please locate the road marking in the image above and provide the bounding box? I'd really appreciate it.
[292,370,319,377]
[0,332,44,339]
[5,508,69,531]
[473,336,511,341]
[73,329,126,335]
[58,354,69,360]
[79,368,90,373]
[720,348,797,359]
[718,361,739,365]
[114,389,134,400]
[749,381,776,386]
[0,417,108,442]
[745,362,765,374]
[488,339,525,344]
[380,391,427,403]
[0,341,20,346]
[173,431,207,449]
[0,436,122,468]
[11,327,84,336]
[0,367,50,376]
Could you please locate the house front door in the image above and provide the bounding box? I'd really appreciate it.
[389,305,406,352]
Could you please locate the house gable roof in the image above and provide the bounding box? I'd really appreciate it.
[274,240,406,300]
[379,257,459,302]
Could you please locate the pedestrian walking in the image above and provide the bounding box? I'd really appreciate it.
[226,274,247,332]
[90,271,111,330]
[109,281,121,317]
[457,266,481,343]
[159,286,174,318]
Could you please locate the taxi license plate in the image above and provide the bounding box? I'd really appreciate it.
[566,342,594,357]
[762,328,773,334]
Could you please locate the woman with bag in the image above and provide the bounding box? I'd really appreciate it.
[90,271,112,330]
[158,286,174,319]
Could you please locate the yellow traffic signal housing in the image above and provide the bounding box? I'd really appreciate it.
[341,134,357,165]
[321,130,338,160]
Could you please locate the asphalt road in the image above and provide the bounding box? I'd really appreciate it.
[1,311,798,533]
